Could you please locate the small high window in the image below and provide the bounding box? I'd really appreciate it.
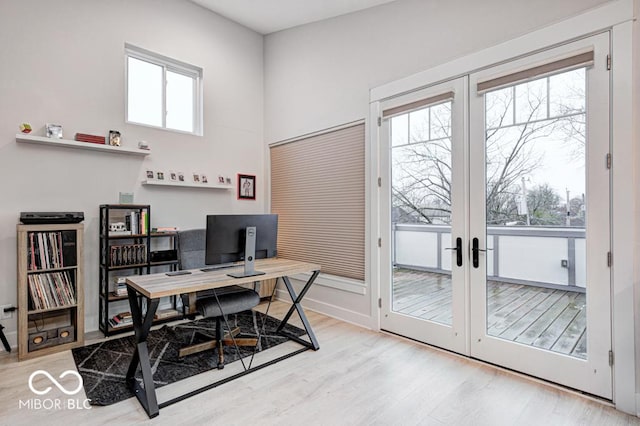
[125,44,202,135]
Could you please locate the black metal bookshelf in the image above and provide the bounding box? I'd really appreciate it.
[98,204,180,336]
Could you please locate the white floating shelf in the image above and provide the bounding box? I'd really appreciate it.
[142,180,233,190]
[16,134,150,156]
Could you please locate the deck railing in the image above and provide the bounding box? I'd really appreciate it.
[393,224,586,291]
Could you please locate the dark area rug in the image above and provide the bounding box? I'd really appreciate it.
[72,311,305,406]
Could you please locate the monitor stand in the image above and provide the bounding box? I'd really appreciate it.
[227,226,266,278]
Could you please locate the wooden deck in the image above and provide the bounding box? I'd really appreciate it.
[392,268,587,359]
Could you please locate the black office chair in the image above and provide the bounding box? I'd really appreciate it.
[176,229,260,368]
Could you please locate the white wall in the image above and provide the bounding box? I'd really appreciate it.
[633,0,640,415]
[264,0,613,324]
[0,0,265,339]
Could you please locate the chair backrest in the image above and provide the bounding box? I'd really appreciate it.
[177,229,206,270]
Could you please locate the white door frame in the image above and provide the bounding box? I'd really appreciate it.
[369,0,635,413]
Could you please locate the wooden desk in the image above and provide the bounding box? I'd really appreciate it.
[125,258,320,418]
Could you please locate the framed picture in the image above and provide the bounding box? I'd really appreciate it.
[46,123,63,139]
[146,170,154,179]
[169,170,177,181]
[192,173,200,183]
[238,174,256,200]
[156,171,165,180]
[201,174,208,183]
[178,172,185,182]
[108,130,121,146]
[218,176,225,184]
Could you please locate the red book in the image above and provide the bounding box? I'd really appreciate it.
[75,133,106,144]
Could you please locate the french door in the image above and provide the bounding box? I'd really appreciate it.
[380,33,612,398]
[380,77,468,354]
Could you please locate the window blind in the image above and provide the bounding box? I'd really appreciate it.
[382,91,455,118]
[477,49,594,94]
[270,122,365,281]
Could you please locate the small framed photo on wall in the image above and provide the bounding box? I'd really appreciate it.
[238,174,256,200]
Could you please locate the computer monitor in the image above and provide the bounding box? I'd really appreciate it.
[205,214,278,278]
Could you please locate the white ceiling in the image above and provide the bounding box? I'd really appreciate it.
[190,0,399,34]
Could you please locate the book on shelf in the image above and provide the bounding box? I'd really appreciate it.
[113,284,128,297]
[109,230,132,236]
[129,212,139,235]
[140,210,148,235]
[108,311,133,328]
[153,226,178,233]
[75,133,106,144]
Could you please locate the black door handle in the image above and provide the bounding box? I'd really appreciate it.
[472,237,491,268]
[445,237,463,267]
[472,238,478,268]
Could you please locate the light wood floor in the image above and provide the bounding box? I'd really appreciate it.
[1,300,637,425]
[393,269,587,358]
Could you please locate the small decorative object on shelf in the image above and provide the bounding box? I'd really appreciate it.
[238,174,256,200]
[108,130,121,146]
[218,175,225,183]
[192,173,200,183]
[157,171,165,180]
[169,170,178,181]
[178,172,185,182]
[46,123,63,139]
[201,174,208,183]
[146,170,154,179]
[19,123,32,134]
[109,222,131,236]
[138,140,150,150]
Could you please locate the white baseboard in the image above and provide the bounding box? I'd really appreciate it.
[274,288,373,330]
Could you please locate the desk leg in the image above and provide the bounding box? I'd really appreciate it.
[125,288,160,418]
[276,271,320,350]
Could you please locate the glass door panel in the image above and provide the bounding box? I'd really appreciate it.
[484,68,587,357]
[391,104,453,325]
[380,77,467,354]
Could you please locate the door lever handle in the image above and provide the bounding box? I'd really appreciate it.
[445,237,463,267]
[471,238,492,268]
